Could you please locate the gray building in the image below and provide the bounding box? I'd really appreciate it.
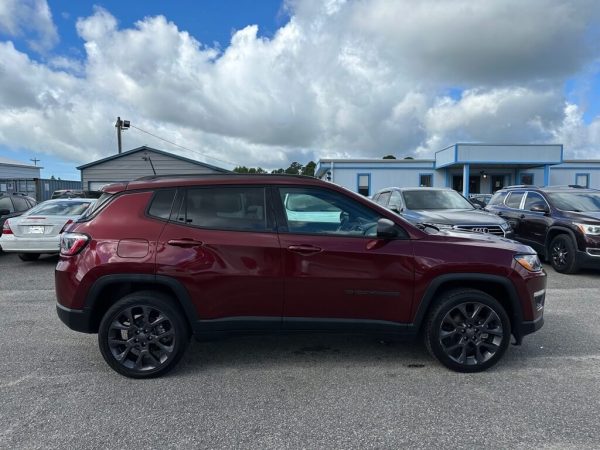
[0,156,42,198]
[77,146,229,190]
[315,143,600,197]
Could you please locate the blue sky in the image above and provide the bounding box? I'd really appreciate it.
[1,0,600,180]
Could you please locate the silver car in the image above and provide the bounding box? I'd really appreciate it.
[0,198,95,261]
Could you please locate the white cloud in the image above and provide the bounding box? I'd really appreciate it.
[0,0,58,52]
[1,0,600,170]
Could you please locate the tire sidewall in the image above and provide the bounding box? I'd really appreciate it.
[98,293,189,378]
[550,235,578,274]
[427,291,511,373]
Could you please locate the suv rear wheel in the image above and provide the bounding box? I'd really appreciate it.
[549,234,579,274]
[98,291,190,378]
[425,289,511,372]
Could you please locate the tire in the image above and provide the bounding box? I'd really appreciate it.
[549,234,579,274]
[425,289,511,373]
[98,291,190,378]
[18,253,40,261]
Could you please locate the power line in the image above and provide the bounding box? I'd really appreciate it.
[129,124,237,167]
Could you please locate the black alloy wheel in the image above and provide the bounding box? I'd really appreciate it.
[425,289,511,372]
[549,234,579,274]
[99,292,190,378]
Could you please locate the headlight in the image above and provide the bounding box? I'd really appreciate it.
[514,254,543,272]
[575,223,600,235]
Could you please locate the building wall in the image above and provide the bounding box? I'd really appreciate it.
[549,163,600,188]
[81,150,222,190]
[0,164,40,179]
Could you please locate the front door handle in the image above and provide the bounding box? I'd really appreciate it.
[287,245,322,255]
[168,238,204,248]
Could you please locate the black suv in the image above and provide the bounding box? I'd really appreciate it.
[486,185,600,273]
[0,192,36,229]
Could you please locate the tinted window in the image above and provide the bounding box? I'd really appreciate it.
[279,187,384,237]
[523,192,546,211]
[376,192,391,206]
[186,187,268,231]
[505,192,524,209]
[26,200,92,216]
[148,189,176,220]
[547,192,600,212]
[0,197,13,213]
[419,174,433,187]
[487,191,507,206]
[12,196,29,212]
[403,190,473,210]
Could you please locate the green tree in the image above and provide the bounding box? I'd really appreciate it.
[301,161,316,177]
[382,155,396,159]
[285,161,303,175]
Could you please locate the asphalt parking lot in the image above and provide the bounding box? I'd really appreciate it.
[0,253,599,449]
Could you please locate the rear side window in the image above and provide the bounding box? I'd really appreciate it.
[148,189,176,220]
[0,197,14,213]
[185,187,269,232]
[487,191,507,206]
[83,192,113,218]
[505,192,524,209]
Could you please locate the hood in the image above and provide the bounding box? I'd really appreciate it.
[402,208,506,226]
[560,210,600,223]
[429,228,534,253]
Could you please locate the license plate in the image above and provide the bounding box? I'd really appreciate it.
[29,226,44,234]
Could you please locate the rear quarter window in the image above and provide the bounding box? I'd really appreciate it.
[148,189,176,220]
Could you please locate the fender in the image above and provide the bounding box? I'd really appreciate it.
[545,225,579,249]
[412,273,524,339]
[85,274,198,325]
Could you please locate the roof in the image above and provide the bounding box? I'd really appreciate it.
[76,146,229,173]
[318,158,434,163]
[0,156,43,169]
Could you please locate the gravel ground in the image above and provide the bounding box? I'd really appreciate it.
[0,252,599,449]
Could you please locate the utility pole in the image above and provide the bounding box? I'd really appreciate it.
[30,157,40,166]
[115,117,130,153]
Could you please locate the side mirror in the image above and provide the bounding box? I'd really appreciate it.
[377,218,398,239]
[0,209,10,216]
[530,202,549,214]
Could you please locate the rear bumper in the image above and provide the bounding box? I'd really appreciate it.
[0,235,59,253]
[56,303,94,333]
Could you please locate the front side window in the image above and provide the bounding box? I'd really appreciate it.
[185,187,269,232]
[523,192,547,211]
[376,191,391,206]
[279,187,386,237]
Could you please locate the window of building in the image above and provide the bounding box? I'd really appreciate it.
[419,174,433,187]
[357,174,370,196]
[505,192,525,209]
[520,173,534,185]
[185,187,269,232]
[575,173,590,188]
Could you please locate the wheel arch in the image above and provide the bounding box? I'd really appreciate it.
[85,274,197,333]
[413,274,524,343]
[545,226,578,254]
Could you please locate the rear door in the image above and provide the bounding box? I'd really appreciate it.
[500,190,526,236]
[274,185,414,329]
[518,191,552,252]
[156,185,284,327]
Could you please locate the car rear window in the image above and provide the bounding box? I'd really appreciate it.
[148,189,176,220]
[26,200,92,216]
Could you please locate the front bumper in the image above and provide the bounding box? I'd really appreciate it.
[575,249,600,269]
[519,314,544,337]
[56,303,94,333]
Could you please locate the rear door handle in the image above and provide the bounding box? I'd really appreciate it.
[287,245,322,255]
[168,238,204,248]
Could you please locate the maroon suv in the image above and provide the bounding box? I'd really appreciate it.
[55,174,546,378]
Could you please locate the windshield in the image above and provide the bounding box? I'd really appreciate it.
[403,190,474,210]
[547,192,600,212]
[25,200,93,216]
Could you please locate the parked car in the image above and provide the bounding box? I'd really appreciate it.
[51,189,102,199]
[372,187,513,238]
[1,198,95,261]
[56,174,545,378]
[485,185,600,273]
[469,194,493,208]
[0,193,37,251]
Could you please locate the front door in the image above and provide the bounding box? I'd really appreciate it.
[518,191,552,253]
[274,186,414,328]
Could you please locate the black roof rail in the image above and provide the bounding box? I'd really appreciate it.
[502,184,536,189]
[134,173,314,181]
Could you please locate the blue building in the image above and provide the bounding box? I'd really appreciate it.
[315,144,600,197]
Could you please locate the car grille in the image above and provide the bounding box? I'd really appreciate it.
[454,225,505,236]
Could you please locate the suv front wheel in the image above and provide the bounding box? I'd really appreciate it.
[549,234,579,274]
[98,291,190,378]
[425,289,511,372]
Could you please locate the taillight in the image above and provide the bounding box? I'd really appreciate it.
[60,232,89,256]
[2,220,13,235]
[60,219,74,234]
